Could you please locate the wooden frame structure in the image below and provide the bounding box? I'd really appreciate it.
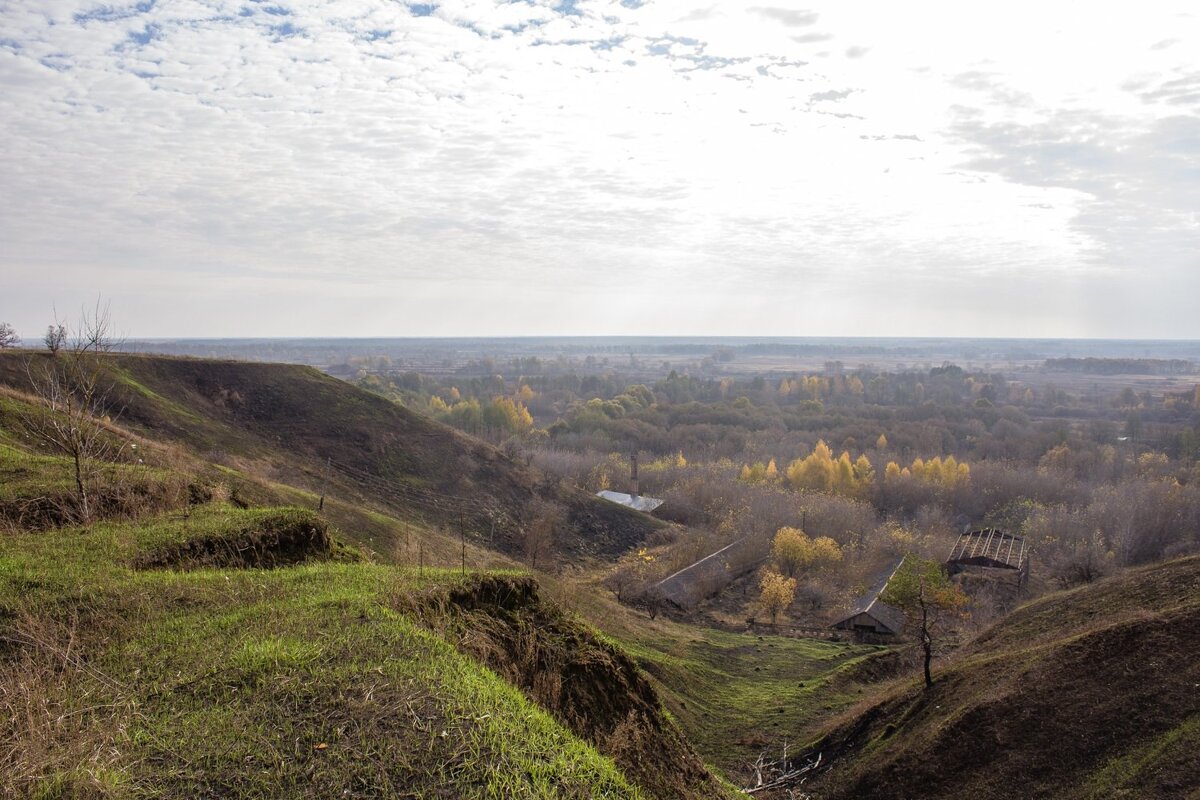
[946,528,1029,584]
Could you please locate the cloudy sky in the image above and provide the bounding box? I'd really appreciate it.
[2,0,1198,338]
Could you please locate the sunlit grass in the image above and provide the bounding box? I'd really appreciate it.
[0,503,646,799]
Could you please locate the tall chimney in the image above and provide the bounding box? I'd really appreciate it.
[629,452,639,498]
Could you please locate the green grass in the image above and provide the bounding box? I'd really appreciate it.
[0,442,81,499]
[537,576,885,782]
[0,504,650,799]
[1084,715,1200,798]
[624,626,881,774]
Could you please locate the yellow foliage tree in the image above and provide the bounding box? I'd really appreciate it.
[675,451,687,468]
[771,527,843,578]
[788,441,874,496]
[892,454,970,487]
[772,527,809,577]
[836,451,855,491]
[759,570,797,624]
[854,454,874,484]
[786,440,835,492]
[810,535,843,567]
[765,458,778,480]
[876,433,888,451]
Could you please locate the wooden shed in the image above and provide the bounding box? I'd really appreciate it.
[832,558,907,638]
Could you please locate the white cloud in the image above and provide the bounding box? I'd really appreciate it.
[1,0,1198,337]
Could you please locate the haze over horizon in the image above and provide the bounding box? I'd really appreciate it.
[3,0,1198,339]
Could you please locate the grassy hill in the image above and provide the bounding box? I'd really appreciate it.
[0,352,663,563]
[0,498,732,799]
[0,358,737,798]
[803,556,1200,800]
[0,352,900,797]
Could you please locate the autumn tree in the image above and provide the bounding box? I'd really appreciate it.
[772,527,807,577]
[881,557,969,688]
[883,455,970,488]
[771,526,843,578]
[740,461,773,482]
[787,440,835,491]
[787,440,873,496]
[758,569,797,624]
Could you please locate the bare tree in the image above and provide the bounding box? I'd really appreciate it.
[0,322,20,349]
[20,302,122,524]
[44,323,66,355]
[522,499,559,569]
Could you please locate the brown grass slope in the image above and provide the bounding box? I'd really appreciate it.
[807,555,1200,800]
[0,352,662,562]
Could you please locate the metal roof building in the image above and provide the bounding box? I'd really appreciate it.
[595,490,664,513]
[832,558,907,637]
[595,453,663,513]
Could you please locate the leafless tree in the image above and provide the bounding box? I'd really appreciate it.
[0,322,20,349]
[19,302,123,524]
[44,323,66,355]
[522,499,559,569]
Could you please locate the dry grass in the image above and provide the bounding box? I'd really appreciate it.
[0,610,134,799]
[801,556,1200,800]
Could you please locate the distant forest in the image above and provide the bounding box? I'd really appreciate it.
[1044,357,1195,375]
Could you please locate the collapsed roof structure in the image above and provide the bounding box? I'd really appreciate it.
[945,528,1028,578]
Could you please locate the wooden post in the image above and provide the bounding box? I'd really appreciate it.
[317,457,330,512]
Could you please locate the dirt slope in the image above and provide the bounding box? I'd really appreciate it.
[401,575,733,800]
[805,556,1200,800]
[0,352,662,562]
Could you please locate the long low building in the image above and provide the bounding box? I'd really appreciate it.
[831,558,907,637]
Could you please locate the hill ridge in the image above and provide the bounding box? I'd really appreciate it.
[804,555,1200,800]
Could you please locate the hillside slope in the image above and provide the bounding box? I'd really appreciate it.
[0,497,732,799]
[0,352,662,562]
[804,556,1200,800]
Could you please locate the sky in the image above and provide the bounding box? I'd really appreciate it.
[1,0,1198,338]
